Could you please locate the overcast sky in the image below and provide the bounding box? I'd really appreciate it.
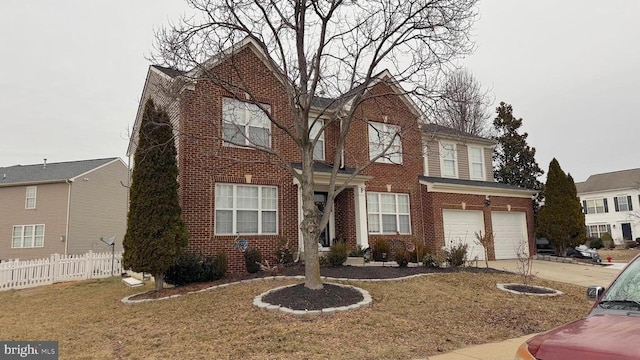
[1,1,638,182]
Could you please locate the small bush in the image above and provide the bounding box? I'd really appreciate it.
[164,252,227,286]
[588,237,603,249]
[394,249,411,267]
[348,245,366,257]
[372,238,390,261]
[601,233,614,249]
[244,247,262,273]
[443,241,468,267]
[423,253,442,268]
[318,254,329,267]
[274,237,294,266]
[409,241,428,263]
[327,241,349,266]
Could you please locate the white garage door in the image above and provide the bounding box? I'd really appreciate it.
[492,212,528,259]
[442,210,485,261]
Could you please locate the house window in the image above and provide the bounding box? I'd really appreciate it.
[25,186,37,209]
[214,184,277,235]
[12,224,45,248]
[584,199,608,214]
[468,147,485,180]
[587,224,610,238]
[368,122,402,164]
[614,196,633,212]
[222,98,271,148]
[366,192,411,234]
[440,141,458,178]
[309,120,325,161]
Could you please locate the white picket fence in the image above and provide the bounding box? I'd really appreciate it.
[0,251,123,291]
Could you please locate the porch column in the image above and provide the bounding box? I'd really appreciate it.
[293,180,304,255]
[354,184,369,248]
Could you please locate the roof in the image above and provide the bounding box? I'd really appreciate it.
[576,168,640,194]
[420,176,535,192]
[151,65,185,78]
[0,158,120,186]
[421,123,494,143]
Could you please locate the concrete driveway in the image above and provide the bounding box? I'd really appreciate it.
[424,260,623,360]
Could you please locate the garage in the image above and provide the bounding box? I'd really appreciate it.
[442,210,486,261]
[491,212,528,259]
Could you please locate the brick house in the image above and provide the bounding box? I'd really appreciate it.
[129,38,536,272]
[0,158,128,261]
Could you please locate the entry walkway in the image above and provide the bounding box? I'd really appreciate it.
[424,260,623,360]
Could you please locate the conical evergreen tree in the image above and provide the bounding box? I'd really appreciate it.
[123,99,188,291]
[537,159,585,256]
[492,102,544,211]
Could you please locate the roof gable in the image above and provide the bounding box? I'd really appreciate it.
[0,158,121,186]
[576,168,640,194]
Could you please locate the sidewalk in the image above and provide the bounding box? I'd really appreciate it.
[423,260,622,360]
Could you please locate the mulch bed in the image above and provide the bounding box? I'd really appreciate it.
[129,264,509,301]
[262,283,364,310]
[503,284,556,294]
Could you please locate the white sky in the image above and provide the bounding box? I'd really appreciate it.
[1,1,638,182]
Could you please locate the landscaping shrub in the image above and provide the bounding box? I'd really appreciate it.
[274,237,294,266]
[422,253,441,268]
[244,247,262,273]
[394,249,411,267]
[164,252,227,286]
[409,241,428,263]
[318,254,329,267]
[443,241,468,267]
[588,237,603,249]
[372,238,390,261]
[601,233,614,249]
[348,245,366,257]
[327,241,349,266]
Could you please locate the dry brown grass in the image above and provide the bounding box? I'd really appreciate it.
[598,248,640,262]
[0,273,591,359]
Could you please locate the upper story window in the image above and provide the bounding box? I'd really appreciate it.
[366,192,411,234]
[222,98,271,148]
[12,224,45,248]
[309,120,325,161]
[584,198,608,214]
[25,186,37,209]
[368,122,402,164]
[215,183,278,235]
[439,141,458,178]
[468,146,485,180]
[615,196,633,212]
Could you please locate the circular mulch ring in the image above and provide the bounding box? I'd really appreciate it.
[496,283,563,297]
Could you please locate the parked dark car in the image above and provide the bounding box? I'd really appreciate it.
[535,237,554,254]
[515,253,640,359]
[566,245,602,263]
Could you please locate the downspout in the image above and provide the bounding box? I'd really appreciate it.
[64,179,72,255]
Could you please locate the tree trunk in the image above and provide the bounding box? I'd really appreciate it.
[300,155,323,290]
[154,272,164,292]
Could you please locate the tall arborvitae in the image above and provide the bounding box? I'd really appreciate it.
[492,102,544,210]
[537,158,585,256]
[123,99,188,291]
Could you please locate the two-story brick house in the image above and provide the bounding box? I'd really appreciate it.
[0,158,128,261]
[129,38,537,272]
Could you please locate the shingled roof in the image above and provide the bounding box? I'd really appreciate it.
[421,123,494,143]
[576,168,640,194]
[0,158,120,186]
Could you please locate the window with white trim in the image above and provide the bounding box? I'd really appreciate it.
[12,224,45,248]
[222,98,271,148]
[584,199,607,214]
[440,141,458,178]
[587,224,610,238]
[615,196,633,212]
[215,184,277,235]
[366,192,411,234]
[310,120,325,161]
[25,186,37,209]
[468,146,485,180]
[368,122,402,164]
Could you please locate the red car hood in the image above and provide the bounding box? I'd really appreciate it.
[529,314,640,360]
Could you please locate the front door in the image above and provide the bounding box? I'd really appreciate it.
[314,192,331,247]
[622,223,633,241]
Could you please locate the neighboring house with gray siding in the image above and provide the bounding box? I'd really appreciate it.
[0,158,128,261]
[576,168,640,245]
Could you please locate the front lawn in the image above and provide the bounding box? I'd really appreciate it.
[598,248,640,262]
[0,272,591,359]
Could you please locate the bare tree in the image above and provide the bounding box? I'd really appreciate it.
[431,68,492,136]
[151,0,479,290]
